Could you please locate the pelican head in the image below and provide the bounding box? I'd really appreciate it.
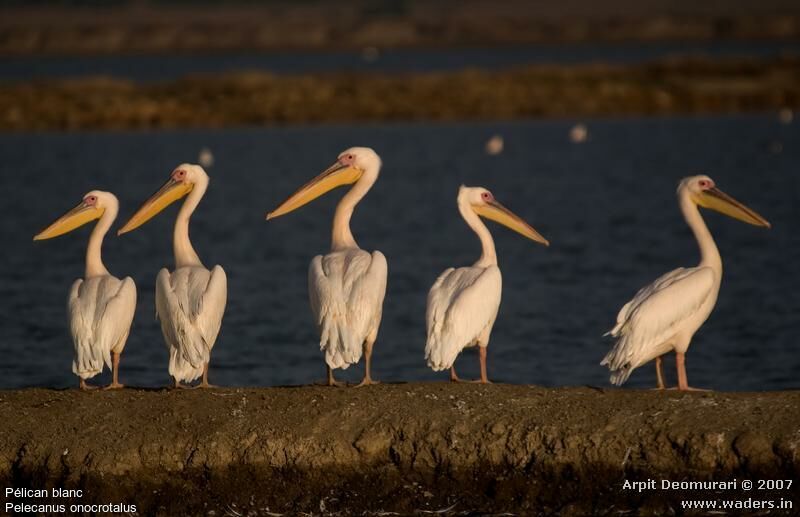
[267,146,381,220]
[118,164,207,235]
[680,175,770,228]
[34,190,117,241]
[460,185,549,246]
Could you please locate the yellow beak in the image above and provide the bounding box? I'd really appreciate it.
[695,187,771,228]
[117,178,193,235]
[474,200,550,246]
[34,201,104,241]
[266,162,362,220]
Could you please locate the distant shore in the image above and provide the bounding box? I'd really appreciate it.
[1,384,798,514]
[1,2,799,57]
[1,55,798,131]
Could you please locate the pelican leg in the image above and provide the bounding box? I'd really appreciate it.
[104,352,124,390]
[197,362,217,389]
[674,352,708,392]
[327,366,346,387]
[655,355,666,390]
[472,346,491,384]
[450,366,463,383]
[79,378,98,391]
[355,339,380,387]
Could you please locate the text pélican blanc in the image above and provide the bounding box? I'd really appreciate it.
[4,488,137,514]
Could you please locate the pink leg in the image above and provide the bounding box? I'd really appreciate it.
[105,352,124,389]
[675,352,708,391]
[327,366,346,387]
[474,346,491,384]
[79,378,97,391]
[450,366,462,383]
[197,362,216,388]
[355,340,379,387]
[655,355,665,390]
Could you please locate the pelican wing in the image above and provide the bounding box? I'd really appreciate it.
[156,265,227,382]
[601,266,715,384]
[606,267,697,336]
[425,265,502,371]
[68,275,137,379]
[308,249,388,370]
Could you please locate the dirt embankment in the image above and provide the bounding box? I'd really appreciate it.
[1,384,798,515]
[2,56,799,131]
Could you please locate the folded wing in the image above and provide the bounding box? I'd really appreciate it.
[602,266,715,384]
[309,249,388,369]
[425,265,502,371]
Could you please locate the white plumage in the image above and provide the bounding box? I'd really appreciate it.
[35,190,136,389]
[424,186,549,383]
[425,266,501,371]
[309,249,387,369]
[267,146,387,386]
[118,163,227,388]
[601,266,715,385]
[601,175,770,390]
[156,265,227,383]
[69,275,137,380]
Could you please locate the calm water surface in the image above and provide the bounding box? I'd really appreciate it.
[2,41,799,82]
[0,115,797,390]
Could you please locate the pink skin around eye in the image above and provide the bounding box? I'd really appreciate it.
[84,196,96,206]
[340,154,354,166]
[482,192,493,202]
[173,169,186,181]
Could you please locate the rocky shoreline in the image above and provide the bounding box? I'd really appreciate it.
[1,56,799,131]
[1,384,798,515]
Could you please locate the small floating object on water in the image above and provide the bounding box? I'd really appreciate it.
[198,147,214,168]
[361,46,380,62]
[569,123,588,143]
[485,134,504,155]
[778,108,793,125]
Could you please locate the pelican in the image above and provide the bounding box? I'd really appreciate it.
[118,164,227,388]
[267,147,387,387]
[602,175,770,390]
[426,186,549,383]
[34,191,136,390]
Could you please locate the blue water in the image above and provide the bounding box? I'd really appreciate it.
[0,115,798,390]
[2,41,799,82]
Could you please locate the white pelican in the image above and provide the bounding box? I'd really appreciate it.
[267,147,387,387]
[426,186,549,383]
[34,191,136,390]
[118,164,227,388]
[602,175,770,390]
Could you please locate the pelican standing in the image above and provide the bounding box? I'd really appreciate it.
[267,147,387,387]
[426,186,549,383]
[602,175,770,390]
[34,191,136,390]
[118,164,227,388]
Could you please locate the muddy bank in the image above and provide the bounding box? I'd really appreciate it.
[1,56,799,131]
[2,2,799,57]
[0,385,798,515]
